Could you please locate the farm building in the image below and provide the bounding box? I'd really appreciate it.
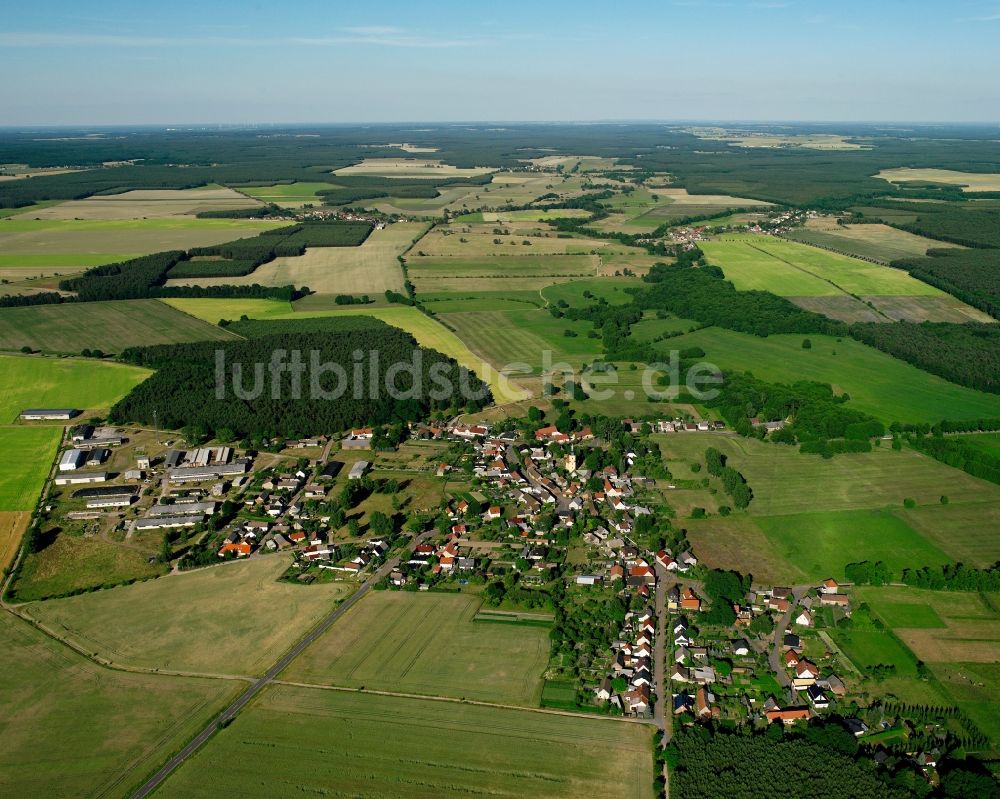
[168,459,250,483]
[55,472,108,486]
[86,495,135,509]
[58,449,88,472]
[146,501,215,517]
[348,461,370,480]
[134,515,202,531]
[19,408,80,421]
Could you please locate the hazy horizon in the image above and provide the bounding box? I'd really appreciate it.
[3,0,1000,126]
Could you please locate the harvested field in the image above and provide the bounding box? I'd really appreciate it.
[333,158,493,178]
[13,186,261,220]
[876,168,1000,192]
[167,221,426,296]
[0,612,233,799]
[785,218,955,262]
[24,555,355,676]
[0,511,30,571]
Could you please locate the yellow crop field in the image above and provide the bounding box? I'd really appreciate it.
[877,168,1000,192]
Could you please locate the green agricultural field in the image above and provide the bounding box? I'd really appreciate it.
[24,555,355,676]
[412,223,647,258]
[167,221,425,296]
[753,510,952,582]
[658,328,1000,424]
[0,612,233,799]
[0,299,239,354]
[702,235,942,297]
[830,628,921,677]
[282,591,550,706]
[155,686,655,799]
[654,434,1000,518]
[0,427,60,511]
[160,297,294,323]
[0,216,286,259]
[239,181,342,207]
[0,354,151,423]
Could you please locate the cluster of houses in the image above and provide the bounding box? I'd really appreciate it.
[596,607,656,716]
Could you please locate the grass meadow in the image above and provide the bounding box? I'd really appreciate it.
[658,328,1000,424]
[0,612,233,799]
[155,686,655,799]
[25,555,355,675]
[282,591,551,706]
[0,299,238,354]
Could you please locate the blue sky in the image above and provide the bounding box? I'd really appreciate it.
[2,0,999,125]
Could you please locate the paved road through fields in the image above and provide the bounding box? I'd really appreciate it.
[128,530,433,799]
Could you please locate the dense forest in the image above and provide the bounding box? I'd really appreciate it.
[4,124,1000,209]
[666,726,911,799]
[110,316,490,437]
